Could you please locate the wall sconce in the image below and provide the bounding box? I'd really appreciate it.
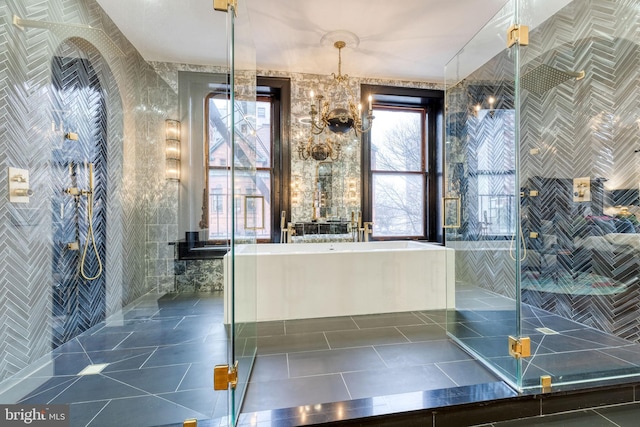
[165,119,180,181]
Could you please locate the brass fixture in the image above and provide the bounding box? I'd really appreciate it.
[308,39,374,137]
[287,222,296,240]
[507,24,529,48]
[529,232,539,239]
[12,188,33,197]
[213,361,238,390]
[363,222,374,242]
[183,419,197,427]
[8,167,31,204]
[213,0,237,13]
[298,134,341,161]
[508,336,531,359]
[65,132,78,141]
[279,211,287,243]
[67,241,79,251]
[541,375,552,390]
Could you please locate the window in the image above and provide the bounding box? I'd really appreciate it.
[475,109,516,236]
[204,77,290,244]
[362,85,444,242]
[371,108,425,236]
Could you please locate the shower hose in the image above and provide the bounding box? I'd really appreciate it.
[80,185,103,281]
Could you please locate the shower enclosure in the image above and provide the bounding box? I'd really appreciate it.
[50,54,108,348]
[445,0,640,390]
[0,0,257,425]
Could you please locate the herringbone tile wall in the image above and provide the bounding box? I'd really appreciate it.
[447,0,640,341]
[0,0,178,382]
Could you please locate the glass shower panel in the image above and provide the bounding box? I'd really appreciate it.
[517,0,640,389]
[230,0,258,422]
[444,0,523,388]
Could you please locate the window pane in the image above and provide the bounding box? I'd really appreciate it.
[371,109,422,172]
[255,100,271,168]
[372,173,424,236]
[209,97,270,168]
[208,169,230,240]
[207,170,271,240]
[208,96,231,167]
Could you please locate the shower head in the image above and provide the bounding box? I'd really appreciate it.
[521,64,585,94]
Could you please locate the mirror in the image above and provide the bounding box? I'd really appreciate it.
[313,162,333,220]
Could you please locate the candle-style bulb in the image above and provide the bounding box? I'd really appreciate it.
[310,90,315,99]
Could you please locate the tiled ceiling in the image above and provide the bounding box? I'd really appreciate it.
[96,0,510,82]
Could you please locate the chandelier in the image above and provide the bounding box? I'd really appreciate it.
[308,40,374,137]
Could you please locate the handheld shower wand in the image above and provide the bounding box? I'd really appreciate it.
[80,162,103,281]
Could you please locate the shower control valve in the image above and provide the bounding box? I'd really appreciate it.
[13,188,33,197]
[64,187,80,196]
[8,167,31,204]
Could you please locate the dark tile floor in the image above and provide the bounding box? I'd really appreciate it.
[452,285,640,389]
[0,293,229,427]
[240,310,500,414]
[4,287,640,427]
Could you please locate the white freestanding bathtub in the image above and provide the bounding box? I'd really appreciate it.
[224,241,455,323]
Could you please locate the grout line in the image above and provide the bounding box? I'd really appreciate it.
[42,376,82,405]
[175,363,191,392]
[173,317,185,329]
[75,338,97,366]
[139,348,158,369]
[323,332,332,350]
[394,326,412,343]
[592,408,624,427]
[17,376,79,404]
[434,362,460,387]
[110,332,134,351]
[286,353,291,379]
[340,372,353,400]
[371,346,390,369]
[85,399,111,426]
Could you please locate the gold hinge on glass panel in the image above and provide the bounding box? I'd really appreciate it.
[183,419,197,427]
[507,24,529,48]
[541,375,552,391]
[213,0,237,13]
[508,336,531,359]
[213,360,238,390]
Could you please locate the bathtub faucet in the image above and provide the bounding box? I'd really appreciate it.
[363,222,374,242]
[285,222,296,243]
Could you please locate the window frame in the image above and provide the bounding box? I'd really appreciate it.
[203,77,291,246]
[361,85,444,243]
